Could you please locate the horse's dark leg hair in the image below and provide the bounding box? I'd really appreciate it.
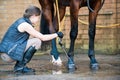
[67,0,80,71]
[48,4,60,60]
[39,1,60,60]
[68,22,78,57]
[88,12,97,63]
[88,0,102,70]
[53,6,66,32]
[51,39,59,59]
[50,5,60,60]
[40,13,51,51]
[67,16,78,72]
[88,11,99,70]
[51,6,66,60]
[40,13,50,34]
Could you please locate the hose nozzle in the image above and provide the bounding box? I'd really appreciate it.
[58,38,63,46]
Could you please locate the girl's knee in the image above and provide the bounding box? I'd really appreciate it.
[33,38,42,50]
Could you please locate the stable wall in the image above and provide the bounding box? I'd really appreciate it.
[61,0,120,54]
[0,0,120,54]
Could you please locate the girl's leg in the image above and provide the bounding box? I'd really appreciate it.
[14,38,42,73]
[25,38,42,51]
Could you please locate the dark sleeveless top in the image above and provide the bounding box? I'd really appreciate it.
[0,17,32,61]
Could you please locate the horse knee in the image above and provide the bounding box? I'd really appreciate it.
[89,24,96,37]
[70,22,78,39]
[70,30,78,39]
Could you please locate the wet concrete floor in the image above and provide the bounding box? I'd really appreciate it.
[0,53,120,80]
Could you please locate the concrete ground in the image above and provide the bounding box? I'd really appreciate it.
[0,53,120,80]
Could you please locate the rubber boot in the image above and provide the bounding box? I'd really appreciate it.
[14,46,36,73]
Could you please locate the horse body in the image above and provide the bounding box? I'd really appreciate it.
[39,0,105,72]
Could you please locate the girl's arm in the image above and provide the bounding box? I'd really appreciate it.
[18,22,58,41]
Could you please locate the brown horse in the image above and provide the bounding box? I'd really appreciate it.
[39,0,105,72]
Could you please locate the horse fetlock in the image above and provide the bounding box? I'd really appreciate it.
[50,50,59,60]
[88,54,94,58]
[68,56,74,64]
[70,31,78,39]
[88,50,94,55]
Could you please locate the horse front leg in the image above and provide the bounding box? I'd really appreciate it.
[67,1,79,72]
[88,0,102,70]
[51,6,66,66]
[88,12,99,70]
[67,23,78,72]
[41,8,62,66]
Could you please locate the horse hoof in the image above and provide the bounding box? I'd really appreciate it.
[67,63,76,73]
[90,63,99,70]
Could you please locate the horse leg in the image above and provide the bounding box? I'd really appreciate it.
[39,1,62,66]
[51,6,66,66]
[88,1,102,70]
[44,8,62,66]
[50,4,67,66]
[41,12,60,63]
[67,1,80,72]
[40,14,49,34]
[53,5,66,31]
[88,12,98,70]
